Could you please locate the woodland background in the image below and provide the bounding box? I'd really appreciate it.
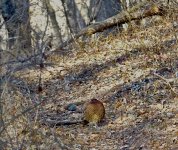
[0,0,178,149]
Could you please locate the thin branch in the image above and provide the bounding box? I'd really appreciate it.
[0,98,47,135]
[42,118,83,127]
[151,71,178,96]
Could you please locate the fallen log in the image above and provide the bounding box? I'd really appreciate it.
[55,1,166,51]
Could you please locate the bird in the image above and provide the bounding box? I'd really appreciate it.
[83,98,105,126]
[42,99,105,127]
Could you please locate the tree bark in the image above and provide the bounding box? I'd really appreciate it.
[88,0,122,34]
[61,0,86,35]
[44,0,63,45]
[1,0,31,50]
[89,0,121,23]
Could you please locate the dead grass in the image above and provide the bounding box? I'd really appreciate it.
[1,3,178,150]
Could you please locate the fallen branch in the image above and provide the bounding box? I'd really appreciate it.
[151,71,178,96]
[41,119,83,127]
[55,1,166,50]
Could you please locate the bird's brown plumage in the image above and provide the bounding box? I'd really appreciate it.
[84,99,105,125]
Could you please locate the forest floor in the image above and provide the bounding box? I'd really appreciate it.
[1,7,178,150]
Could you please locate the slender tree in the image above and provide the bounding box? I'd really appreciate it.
[88,0,122,34]
[61,0,86,36]
[43,0,63,45]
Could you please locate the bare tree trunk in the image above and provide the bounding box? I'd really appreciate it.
[1,0,16,48]
[1,0,31,50]
[61,0,86,36]
[16,0,31,50]
[89,0,121,22]
[88,0,122,34]
[44,0,63,45]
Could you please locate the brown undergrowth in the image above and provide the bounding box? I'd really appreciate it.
[1,4,178,150]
